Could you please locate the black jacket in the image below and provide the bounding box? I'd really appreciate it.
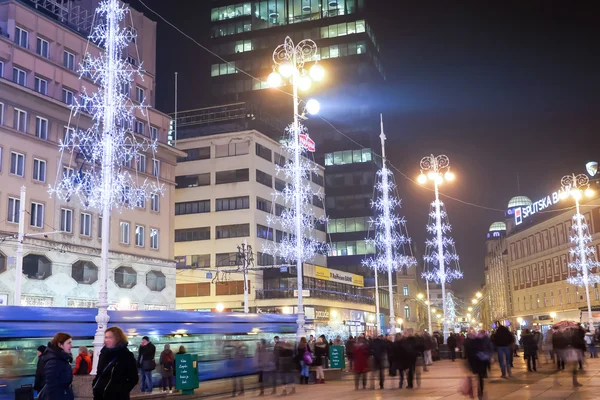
[520,333,538,356]
[464,337,487,374]
[92,344,139,400]
[370,337,387,362]
[34,356,45,391]
[447,335,457,348]
[313,343,327,367]
[492,326,514,347]
[39,346,74,400]
[137,342,156,370]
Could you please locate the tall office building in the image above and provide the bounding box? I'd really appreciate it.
[0,0,181,308]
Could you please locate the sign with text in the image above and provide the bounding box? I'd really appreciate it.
[293,289,310,297]
[175,353,199,395]
[514,190,561,225]
[329,345,345,369]
[299,133,316,152]
[314,266,364,287]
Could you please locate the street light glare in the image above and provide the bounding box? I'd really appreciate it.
[417,293,424,299]
[298,76,312,91]
[305,99,321,115]
[267,71,282,88]
[560,190,569,200]
[444,171,455,181]
[585,188,594,197]
[216,303,224,312]
[417,174,428,185]
[471,299,477,304]
[467,307,473,312]
[279,61,295,78]
[309,63,325,81]
[475,292,482,298]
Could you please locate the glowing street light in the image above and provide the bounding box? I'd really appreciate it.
[468,307,473,312]
[550,312,557,319]
[475,292,482,298]
[472,299,477,304]
[216,303,225,312]
[560,173,599,332]
[305,99,321,115]
[419,154,462,341]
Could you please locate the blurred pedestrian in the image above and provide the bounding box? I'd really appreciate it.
[231,341,247,397]
[422,331,433,369]
[399,329,418,389]
[92,326,139,400]
[159,344,174,393]
[256,339,270,395]
[464,329,488,400]
[520,328,538,372]
[73,346,92,375]
[447,333,457,362]
[492,322,513,378]
[369,335,386,389]
[353,336,369,390]
[177,345,186,355]
[278,339,296,395]
[552,327,566,370]
[346,336,355,371]
[39,333,74,400]
[137,336,156,393]
[314,337,327,383]
[297,337,311,384]
[34,344,47,395]
[585,329,597,358]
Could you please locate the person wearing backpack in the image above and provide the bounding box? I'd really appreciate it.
[73,346,92,375]
[158,344,174,393]
[296,337,311,384]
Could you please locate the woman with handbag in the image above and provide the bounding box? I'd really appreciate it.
[158,344,174,393]
[297,337,311,384]
[92,327,139,400]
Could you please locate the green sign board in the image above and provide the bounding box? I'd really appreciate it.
[329,345,345,369]
[175,353,199,395]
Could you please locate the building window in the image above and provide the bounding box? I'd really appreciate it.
[403,284,409,297]
[176,173,211,188]
[151,193,160,212]
[60,208,73,233]
[32,158,46,182]
[215,142,250,158]
[216,280,249,296]
[175,227,210,242]
[176,254,211,269]
[177,147,211,162]
[216,252,240,267]
[216,223,250,239]
[152,159,160,177]
[30,202,44,228]
[120,222,130,244]
[35,76,48,95]
[135,225,145,247]
[134,120,144,135]
[80,213,92,236]
[136,86,145,103]
[119,82,129,96]
[256,252,274,266]
[256,169,272,188]
[175,200,210,215]
[23,254,51,280]
[62,167,74,179]
[63,126,74,143]
[276,230,287,243]
[150,228,159,249]
[10,152,25,177]
[256,197,272,213]
[257,224,273,241]
[404,305,410,319]
[216,196,249,211]
[13,108,27,133]
[63,50,75,71]
[215,168,249,184]
[146,270,166,291]
[0,102,4,125]
[62,88,74,105]
[13,67,27,87]
[98,216,103,239]
[275,178,286,192]
[136,195,145,209]
[126,56,137,66]
[325,148,372,166]
[71,261,98,284]
[35,116,48,140]
[115,266,137,288]
[8,197,20,223]
[311,172,324,187]
[176,282,211,297]
[328,217,368,233]
[137,154,146,173]
[312,195,324,209]
[15,27,29,48]
[255,143,272,162]
[329,240,376,256]
[150,126,158,141]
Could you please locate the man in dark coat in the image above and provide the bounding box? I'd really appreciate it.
[520,329,538,372]
[369,335,386,389]
[34,345,47,393]
[492,323,514,378]
[137,336,156,393]
[447,333,458,361]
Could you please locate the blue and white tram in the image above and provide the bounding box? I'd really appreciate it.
[0,307,296,398]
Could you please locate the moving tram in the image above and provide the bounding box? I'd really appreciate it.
[0,307,296,398]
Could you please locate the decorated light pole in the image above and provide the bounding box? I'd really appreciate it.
[265,37,325,339]
[363,115,416,335]
[418,155,462,341]
[50,0,161,373]
[560,173,598,332]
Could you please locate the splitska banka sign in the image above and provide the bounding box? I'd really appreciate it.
[514,191,561,225]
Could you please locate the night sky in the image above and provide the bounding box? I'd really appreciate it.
[129,0,600,295]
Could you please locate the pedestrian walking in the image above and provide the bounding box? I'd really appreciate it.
[520,329,538,372]
[369,335,386,389]
[464,330,488,400]
[296,337,311,384]
[278,339,296,395]
[73,346,92,375]
[552,327,566,370]
[34,344,47,396]
[313,337,327,384]
[447,333,457,362]
[353,336,369,390]
[585,329,597,358]
[346,336,355,371]
[574,326,586,369]
[159,344,174,393]
[38,333,74,400]
[92,326,139,400]
[422,331,433,369]
[399,330,417,389]
[492,322,513,378]
[137,336,156,393]
[230,341,248,397]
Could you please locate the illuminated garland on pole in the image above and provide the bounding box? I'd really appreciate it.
[362,115,416,336]
[49,0,161,374]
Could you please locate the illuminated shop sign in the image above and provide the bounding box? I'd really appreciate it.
[514,190,561,225]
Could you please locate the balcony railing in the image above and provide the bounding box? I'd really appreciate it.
[256,288,374,306]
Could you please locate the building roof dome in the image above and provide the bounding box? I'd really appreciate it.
[489,222,507,232]
[507,196,532,209]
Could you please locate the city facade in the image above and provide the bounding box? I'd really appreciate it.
[484,221,511,324]
[0,0,180,309]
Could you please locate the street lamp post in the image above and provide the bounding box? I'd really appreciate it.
[560,173,598,332]
[418,155,461,341]
[268,37,324,339]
